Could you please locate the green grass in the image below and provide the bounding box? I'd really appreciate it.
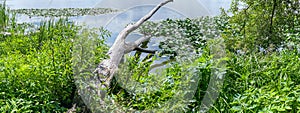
[1,1,300,112]
[211,51,300,112]
[0,2,109,112]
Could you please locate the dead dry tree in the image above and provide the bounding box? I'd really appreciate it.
[93,0,174,106]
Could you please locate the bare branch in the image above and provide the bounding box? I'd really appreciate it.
[120,0,173,39]
[123,35,152,53]
[108,0,172,68]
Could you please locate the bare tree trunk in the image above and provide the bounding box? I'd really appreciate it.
[93,0,174,107]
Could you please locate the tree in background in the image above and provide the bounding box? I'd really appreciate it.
[224,0,300,53]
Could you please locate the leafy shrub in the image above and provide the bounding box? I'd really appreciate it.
[231,83,300,112]
[0,98,34,113]
[0,19,76,112]
[224,0,300,53]
[0,3,109,112]
[212,50,300,112]
[2,0,299,112]
[107,38,221,112]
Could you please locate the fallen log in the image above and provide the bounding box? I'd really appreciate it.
[93,0,174,107]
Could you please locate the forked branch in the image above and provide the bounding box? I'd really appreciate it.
[96,0,173,86]
[93,0,174,108]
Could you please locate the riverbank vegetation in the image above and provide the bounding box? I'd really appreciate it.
[0,2,109,112]
[1,0,299,112]
[11,8,119,17]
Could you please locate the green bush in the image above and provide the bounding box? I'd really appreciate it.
[211,50,300,112]
[0,3,109,112]
[0,19,76,112]
[2,0,300,112]
[231,83,300,112]
[223,0,300,53]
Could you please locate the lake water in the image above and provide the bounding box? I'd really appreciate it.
[2,0,231,17]
[1,0,231,73]
[1,0,232,33]
[2,0,231,14]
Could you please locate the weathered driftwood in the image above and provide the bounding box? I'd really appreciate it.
[93,0,174,106]
[95,0,173,87]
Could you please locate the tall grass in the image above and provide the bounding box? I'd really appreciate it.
[0,1,9,31]
[0,2,109,112]
[211,51,300,112]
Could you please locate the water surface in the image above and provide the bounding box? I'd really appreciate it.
[1,0,232,73]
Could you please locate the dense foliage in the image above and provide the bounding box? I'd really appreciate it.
[226,0,300,52]
[1,0,300,112]
[0,3,108,112]
[213,51,300,112]
[121,0,300,112]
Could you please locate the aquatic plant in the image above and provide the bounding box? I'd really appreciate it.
[11,8,119,17]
